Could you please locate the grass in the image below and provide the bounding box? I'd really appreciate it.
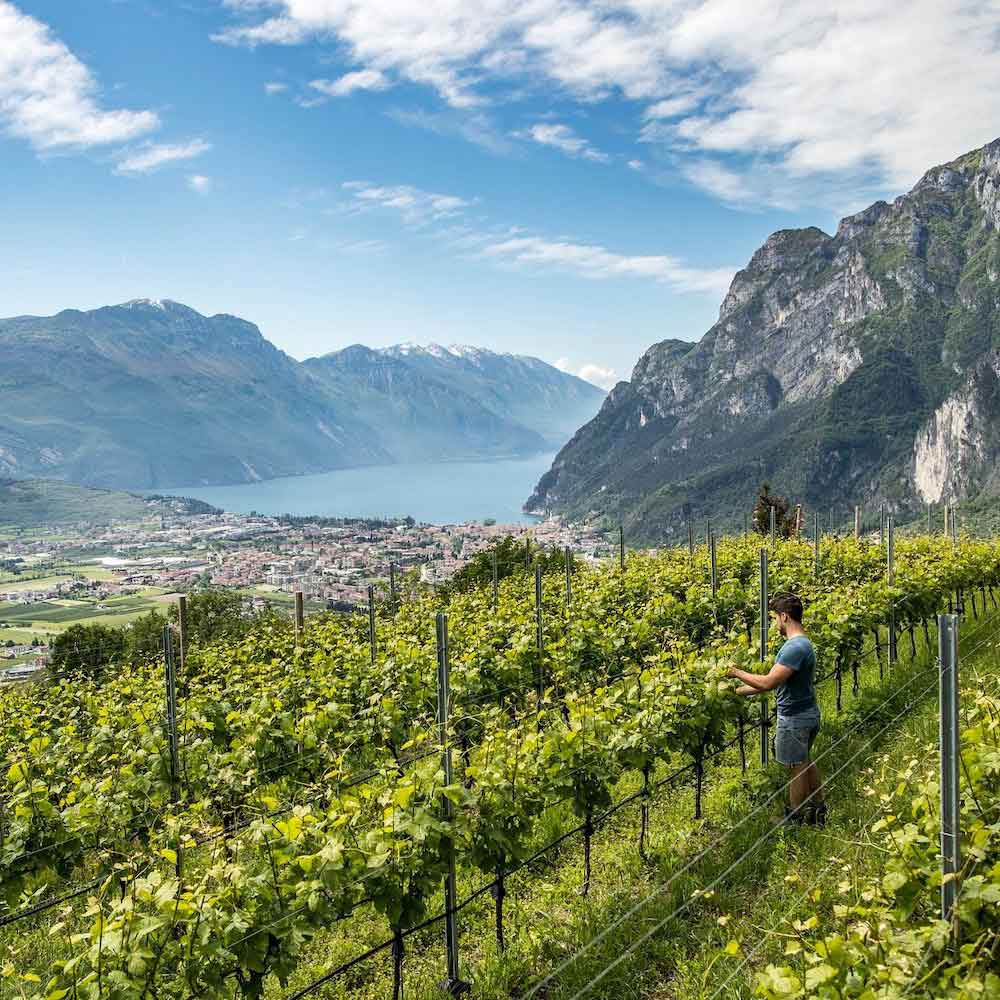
[0,596,158,625]
[0,574,76,593]
[0,591,169,640]
[0,626,57,644]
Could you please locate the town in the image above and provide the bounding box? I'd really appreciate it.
[0,502,614,679]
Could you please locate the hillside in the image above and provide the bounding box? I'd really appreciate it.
[0,300,604,490]
[528,137,1000,543]
[0,478,218,529]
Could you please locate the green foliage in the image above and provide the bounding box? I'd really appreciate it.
[49,623,128,680]
[751,686,1000,999]
[436,534,570,599]
[168,590,260,646]
[3,534,1000,996]
[752,482,796,537]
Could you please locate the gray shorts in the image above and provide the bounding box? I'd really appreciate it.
[775,712,820,766]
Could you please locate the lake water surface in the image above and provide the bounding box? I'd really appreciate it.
[162,452,556,524]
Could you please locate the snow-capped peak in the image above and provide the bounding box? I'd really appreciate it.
[123,298,168,310]
[447,344,490,358]
[379,341,516,365]
[386,341,420,355]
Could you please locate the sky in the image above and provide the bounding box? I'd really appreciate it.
[4,2,1000,388]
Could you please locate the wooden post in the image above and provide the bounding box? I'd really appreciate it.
[854,506,861,540]
[294,591,304,643]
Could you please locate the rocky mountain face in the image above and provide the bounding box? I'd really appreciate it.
[0,300,604,489]
[528,137,1000,542]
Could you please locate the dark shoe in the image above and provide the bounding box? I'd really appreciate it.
[771,805,806,827]
[806,801,828,828]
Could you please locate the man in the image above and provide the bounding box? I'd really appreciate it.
[726,592,826,826]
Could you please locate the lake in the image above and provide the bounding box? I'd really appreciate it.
[162,452,556,524]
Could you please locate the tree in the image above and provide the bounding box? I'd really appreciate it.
[125,609,168,662]
[50,624,127,681]
[168,590,252,647]
[751,482,797,538]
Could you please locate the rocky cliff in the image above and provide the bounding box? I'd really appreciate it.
[528,137,1000,542]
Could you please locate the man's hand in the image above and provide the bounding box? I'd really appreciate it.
[728,662,795,693]
[726,664,740,678]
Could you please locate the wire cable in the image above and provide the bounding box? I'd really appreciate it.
[523,664,937,999]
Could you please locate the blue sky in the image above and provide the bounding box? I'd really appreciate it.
[4,1,1000,387]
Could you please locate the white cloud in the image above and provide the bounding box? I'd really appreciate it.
[114,139,211,175]
[264,81,288,94]
[311,69,390,98]
[214,0,1000,207]
[515,122,609,163]
[0,0,158,152]
[187,173,211,194]
[338,175,733,294]
[627,158,644,171]
[679,160,754,206]
[554,357,617,390]
[481,234,735,295]
[341,180,476,224]
[644,94,702,120]
[386,107,515,156]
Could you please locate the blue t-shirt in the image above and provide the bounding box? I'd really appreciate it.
[775,635,817,717]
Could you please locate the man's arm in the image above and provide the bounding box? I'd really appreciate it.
[727,662,795,695]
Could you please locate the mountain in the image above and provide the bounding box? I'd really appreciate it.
[528,137,1000,543]
[0,300,604,489]
[0,299,386,489]
[376,342,604,449]
[304,342,604,459]
[302,345,546,462]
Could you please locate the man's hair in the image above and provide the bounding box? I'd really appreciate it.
[769,592,803,622]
